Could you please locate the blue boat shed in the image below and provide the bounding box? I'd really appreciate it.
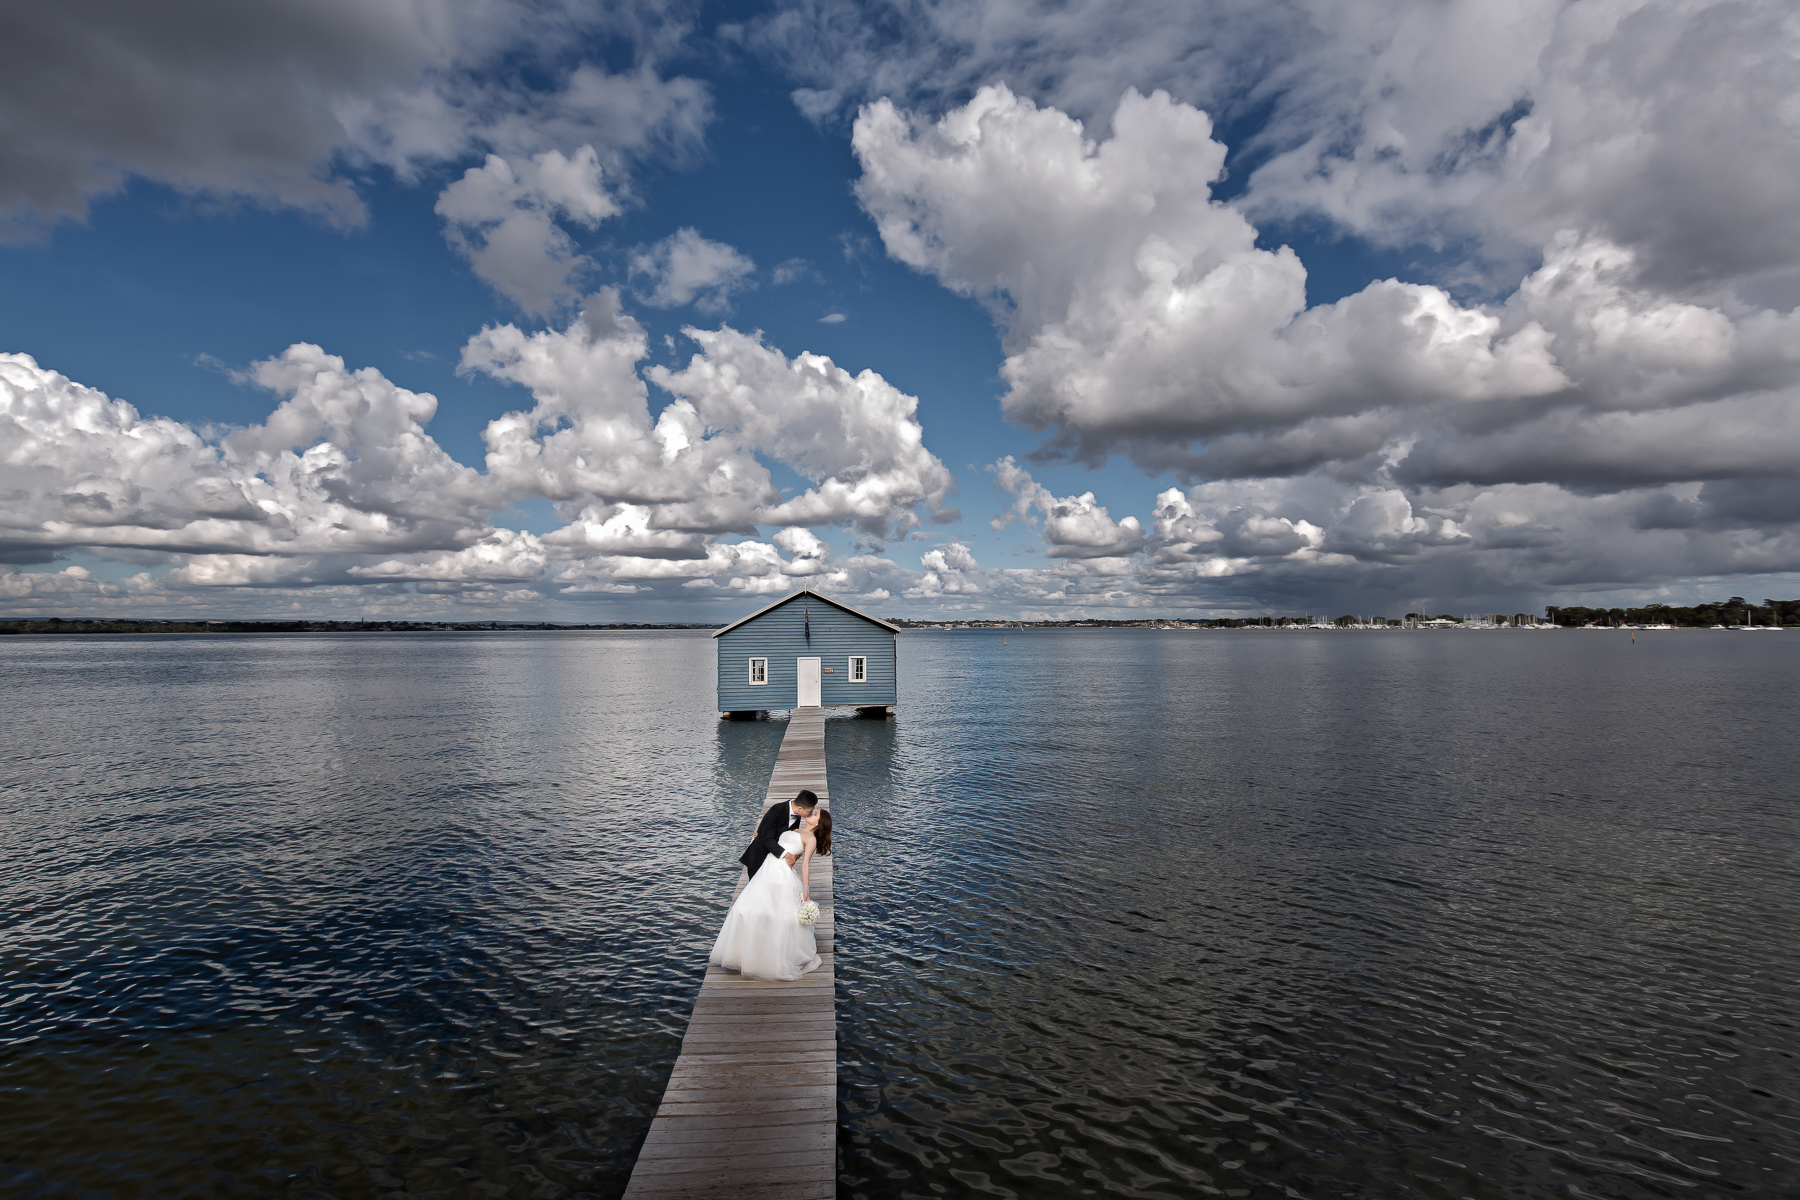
[713,588,899,716]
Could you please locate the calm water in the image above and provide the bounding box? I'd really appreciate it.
[1,630,1795,1198]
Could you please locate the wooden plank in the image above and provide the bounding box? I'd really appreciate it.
[623,707,835,1199]
[624,1176,835,1200]
[640,1125,834,1153]
[671,1033,835,1050]
[673,1030,837,1048]
[628,1148,837,1178]
[674,1019,836,1036]
[636,1110,827,1137]
[641,1097,833,1120]
[666,1062,835,1083]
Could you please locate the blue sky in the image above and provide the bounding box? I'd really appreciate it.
[4,1,1799,621]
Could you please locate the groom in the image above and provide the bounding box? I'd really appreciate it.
[740,789,818,879]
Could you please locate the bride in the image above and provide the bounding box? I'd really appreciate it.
[710,807,831,981]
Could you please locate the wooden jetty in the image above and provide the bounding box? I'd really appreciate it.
[623,708,835,1199]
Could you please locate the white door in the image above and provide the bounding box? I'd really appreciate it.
[796,657,822,707]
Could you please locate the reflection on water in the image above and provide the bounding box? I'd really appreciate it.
[834,630,1800,1199]
[1,632,771,1197]
[2,629,1796,1198]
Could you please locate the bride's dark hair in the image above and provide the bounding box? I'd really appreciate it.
[813,808,832,856]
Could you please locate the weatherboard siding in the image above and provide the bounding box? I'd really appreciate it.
[717,596,897,710]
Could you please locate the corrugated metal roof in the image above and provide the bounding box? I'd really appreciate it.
[709,588,902,638]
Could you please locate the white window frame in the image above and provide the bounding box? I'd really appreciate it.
[847,655,867,683]
[748,657,768,685]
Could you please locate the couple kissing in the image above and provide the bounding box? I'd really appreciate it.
[708,789,832,981]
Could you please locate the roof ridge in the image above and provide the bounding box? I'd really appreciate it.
[710,588,901,637]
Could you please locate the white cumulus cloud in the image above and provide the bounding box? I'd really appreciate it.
[437,146,620,313]
[649,327,955,540]
[464,296,957,544]
[990,457,1145,559]
[843,79,1800,611]
[465,291,780,534]
[854,85,1567,470]
[630,228,757,314]
[1,346,493,561]
[762,0,1800,304]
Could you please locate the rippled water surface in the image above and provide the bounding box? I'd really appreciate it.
[2,630,1796,1198]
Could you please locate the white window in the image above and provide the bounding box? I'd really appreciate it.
[748,657,768,685]
[848,655,867,683]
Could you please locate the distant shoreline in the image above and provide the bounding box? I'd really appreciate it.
[0,619,721,635]
[3,617,1787,636]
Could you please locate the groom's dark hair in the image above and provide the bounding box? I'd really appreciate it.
[792,790,819,810]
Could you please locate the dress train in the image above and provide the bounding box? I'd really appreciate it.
[708,832,820,982]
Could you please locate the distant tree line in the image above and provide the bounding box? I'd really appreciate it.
[8,600,1795,636]
[1545,597,1798,627]
[890,616,1374,628]
[0,619,720,635]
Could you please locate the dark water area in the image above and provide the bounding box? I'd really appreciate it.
[1,630,1796,1198]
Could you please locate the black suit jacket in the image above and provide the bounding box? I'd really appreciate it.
[739,803,800,877]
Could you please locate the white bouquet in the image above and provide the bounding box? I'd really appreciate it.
[796,900,820,927]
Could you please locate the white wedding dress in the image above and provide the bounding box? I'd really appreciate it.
[709,831,821,981]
